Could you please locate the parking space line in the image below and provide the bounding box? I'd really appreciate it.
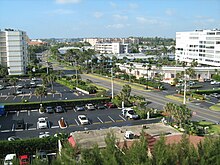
[108,116,115,122]
[5,96,8,100]
[73,108,76,112]
[74,93,79,96]
[29,95,32,99]
[92,122,100,125]
[74,119,80,126]
[69,124,76,127]
[15,129,23,132]
[5,112,8,117]
[20,110,27,113]
[25,123,28,130]
[28,128,36,130]
[51,126,60,129]
[116,120,124,122]
[105,121,112,123]
[64,89,66,91]
[17,111,19,116]
[13,96,16,100]
[28,110,30,116]
[31,109,38,112]
[119,115,126,121]
[11,124,15,131]
[1,130,11,133]
[21,95,24,99]
[97,117,103,123]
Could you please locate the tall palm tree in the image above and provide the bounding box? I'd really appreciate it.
[35,86,46,103]
[9,77,18,94]
[128,63,134,83]
[146,64,152,89]
[48,73,57,91]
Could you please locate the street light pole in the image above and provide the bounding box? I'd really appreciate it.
[183,70,187,105]
[75,59,78,87]
[111,68,114,99]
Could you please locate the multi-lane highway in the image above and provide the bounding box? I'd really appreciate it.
[81,74,220,123]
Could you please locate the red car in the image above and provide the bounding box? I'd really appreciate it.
[19,155,30,165]
[104,102,116,108]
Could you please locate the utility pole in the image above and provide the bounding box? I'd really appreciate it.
[183,70,187,105]
[111,68,114,99]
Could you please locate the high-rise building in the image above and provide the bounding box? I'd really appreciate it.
[176,29,220,66]
[0,29,28,75]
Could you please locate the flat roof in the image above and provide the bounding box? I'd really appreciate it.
[70,123,181,149]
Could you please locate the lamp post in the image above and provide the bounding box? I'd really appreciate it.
[111,68,114,99]
[75,59,78,86]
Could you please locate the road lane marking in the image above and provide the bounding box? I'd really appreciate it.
[97,117,103,123]
[25,123,28,130]
[119,115,126,121]
[17,111,19,116]
[73,108,76,112]
[5,96,8,100]
[31,109,38,112]
[75,119,80,126]
[28,128,36,130]
[15,129,23,132]
[69,124,76,127]
[108,116,115,122]
[13,96,16,100]
[11,124,15,131]
[116,120,124,122]
[28,110,30,116]
[105,121,112,123]
[51,126,60,129]
[21,95,24,99]
[29,95,32,99]
[5,112,8,117]
[92,122,100,125]
[20,110,27,113]
[1,130,11,133]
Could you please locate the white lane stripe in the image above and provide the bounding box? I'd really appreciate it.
[108,116,115,122]
[13,96,16,100]
[28,110,30,116]
[11,124,15,131]
[195,114,218,123]
[119,115,126,121]
[28,128,36,130]
[97,117,103,123]
[17,111,19,116]
[5,96,8,100]
[1,130,11,132]
[74,119,80,126]
[15,129,23,132]
[31,109,38,112]
[21,95,24,99]
[51,126,59,129]
[20,110,27,112]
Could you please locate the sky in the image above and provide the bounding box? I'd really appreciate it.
[0,0,220,39]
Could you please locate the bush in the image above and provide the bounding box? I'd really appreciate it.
[193,89,220,95]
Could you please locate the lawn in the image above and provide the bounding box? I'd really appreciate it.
[209,103,220,111]
[165,95,183,103]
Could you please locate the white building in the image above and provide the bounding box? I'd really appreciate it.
[0,29,28,75]
[176,29,220,67]
[95,42,129,54]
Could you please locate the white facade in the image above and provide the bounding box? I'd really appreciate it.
[176,29,220,67]
[0,29,28,75]
[95,42,129,54]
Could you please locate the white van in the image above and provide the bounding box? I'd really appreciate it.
[4,154,16,165]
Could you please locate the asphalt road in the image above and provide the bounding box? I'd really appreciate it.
[0,108,160,140]
[81,74,220,123]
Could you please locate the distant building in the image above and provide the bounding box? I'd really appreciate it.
[28,39,47,46]
[95,42,130,54]
[176,29,220,67]
[0,29,28,75]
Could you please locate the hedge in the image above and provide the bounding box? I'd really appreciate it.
[193,89,220,95]
[3,97,111,111]
[0,137,58,159]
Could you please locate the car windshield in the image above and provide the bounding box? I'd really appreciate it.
[128,110,134,114]
[81,117,87,120]
[39,121,45,123]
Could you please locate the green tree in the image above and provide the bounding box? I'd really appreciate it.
[47,73,57,91]
[121,84,131,105]
[81,145,103,165]
[34,86,47,103]
[9,77,18,94]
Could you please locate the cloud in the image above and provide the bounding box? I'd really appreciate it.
[113,14,128,21]
[55,0,81,4]
[47,9,74,15]
[128,3,138,9]
[165,9,175,16]
[110,1,117,8]
[106,23,130,29]
[136,17,158,24]
[93,12,103,18]
[194,16,217,26]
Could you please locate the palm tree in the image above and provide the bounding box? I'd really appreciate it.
[9,77,18,94]
[128,63,134,83]
[35,86,46,103]
[48,73,57,92]
[146,64,152,89]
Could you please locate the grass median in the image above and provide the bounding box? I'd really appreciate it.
[209,103,220,111]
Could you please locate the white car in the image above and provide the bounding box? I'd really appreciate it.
[37,117,48,129]
[210,81,220,85]
[16,90,23,95]
[85,104,95,110]
[78,115,89,125]
[39,132,50,138]
[4,154,16,165]
[122,108,139,119]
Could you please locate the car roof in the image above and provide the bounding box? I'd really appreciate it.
[19,155,28,159]
[38,117,46,121]
[5,154,16,160]
[78,115,86,117]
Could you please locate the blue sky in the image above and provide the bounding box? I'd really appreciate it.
[0,0,219,39]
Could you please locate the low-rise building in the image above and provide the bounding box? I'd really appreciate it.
[95,42,129,54]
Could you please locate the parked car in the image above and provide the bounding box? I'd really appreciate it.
[55,106,64,113]
[19,155,30,165]
[95,104,106,110]
[39,132,50,138]
[75,105,85,111]
[16,90,23,95]
[4,154,16,165]
[30,81,36,85]
[0,84,4,90]
[210,80,220,85]
[37,117,48,129]
[122,108,139,119]
[15,119,25,130]
[24,84,30,89]
[104,102,116,108]
[78,115,89,125]
[8,136,22,141]
[45,107,54,113]
[85,104,95,110]
[17,84,23,89]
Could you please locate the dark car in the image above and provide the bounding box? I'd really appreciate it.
[55,106,64,113]
[15,119,25,130]
[104,102,116,108]
[24,84,31,89]
[46,107,54,113]
[75,105,85,111]
[95,104,106,110]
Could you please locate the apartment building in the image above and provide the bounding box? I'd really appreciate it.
[95,42,129,54]
[83,37,139,46]
[0,29,28,75]
[176,29,220,67]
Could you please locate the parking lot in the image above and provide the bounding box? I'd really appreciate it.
[0,78,92,103]
[0,107,160,140]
